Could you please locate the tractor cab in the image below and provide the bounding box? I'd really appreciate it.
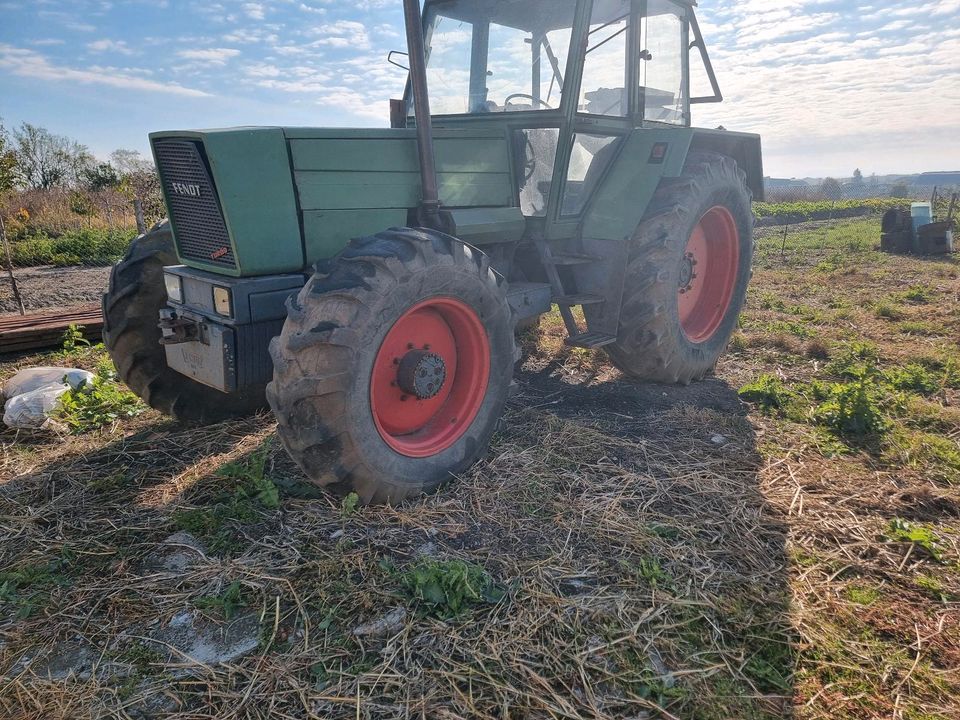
[402,0,723,223]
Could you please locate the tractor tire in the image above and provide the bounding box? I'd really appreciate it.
[607,152,754,384]
[267,228,517,505]
[102,221,267,424]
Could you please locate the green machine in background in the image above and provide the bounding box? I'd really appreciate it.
[103,0,763,504]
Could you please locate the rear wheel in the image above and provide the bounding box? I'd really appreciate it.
[102,222,267,424]
[267,228,517,505]
[607,152,753,383]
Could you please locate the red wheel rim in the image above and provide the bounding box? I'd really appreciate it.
[370,297,490,458]
[678,206,740,343]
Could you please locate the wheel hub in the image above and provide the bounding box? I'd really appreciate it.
[678,252,698,293]
[370,297,491,458]
[397,350,447,400]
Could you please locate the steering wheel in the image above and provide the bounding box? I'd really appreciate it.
[504,93,554,110]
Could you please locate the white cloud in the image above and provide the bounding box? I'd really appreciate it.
[177,47,242,65]
[0,43,210,98]
[87,38,135,55]
[243,2,265,20]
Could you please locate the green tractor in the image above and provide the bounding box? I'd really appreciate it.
[103,0,762,504]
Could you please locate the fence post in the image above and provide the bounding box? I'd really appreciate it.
[0,214,26,316]
[134,198,146,235]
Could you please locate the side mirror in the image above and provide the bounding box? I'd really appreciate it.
[388,51,409,71]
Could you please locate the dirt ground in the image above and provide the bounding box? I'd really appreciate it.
[0,216,958,719]
[0,266,109,315]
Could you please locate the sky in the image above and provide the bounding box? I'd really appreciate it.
[0,0,958,179]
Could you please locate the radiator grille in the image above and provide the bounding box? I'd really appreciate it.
[153,139,236,269]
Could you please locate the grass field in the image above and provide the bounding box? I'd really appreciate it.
[0,216,958,719]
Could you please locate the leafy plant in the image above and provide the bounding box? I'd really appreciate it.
[61,324,90,354]
[884,364,940,397]
[826,341,880,379]
[341,492,360,517]
[55,368,144,432]
[812,375,890,437]
[738,375,793,412]
[885,519,944,561]
[399,559,504,617]
[216,442,280,509]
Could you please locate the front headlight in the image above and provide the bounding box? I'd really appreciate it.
[164,273,183,304]
[213,286,232,317]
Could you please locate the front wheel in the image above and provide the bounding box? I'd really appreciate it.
[267,228,517,505]
[607,152,754,384]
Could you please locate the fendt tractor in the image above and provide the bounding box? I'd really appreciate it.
[103,0,762,503]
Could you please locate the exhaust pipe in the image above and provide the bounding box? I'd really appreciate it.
[402,0,441,227]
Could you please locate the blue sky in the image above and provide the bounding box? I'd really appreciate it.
[1,0,958,178]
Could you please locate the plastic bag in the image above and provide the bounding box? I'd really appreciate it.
[3,385,70,430]
[1,367,94,404]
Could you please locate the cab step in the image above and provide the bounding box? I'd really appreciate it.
[564,331,617,349]
[549,252,603,266]
[554,293,605,306]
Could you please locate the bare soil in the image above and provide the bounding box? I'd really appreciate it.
[0,266,109,316]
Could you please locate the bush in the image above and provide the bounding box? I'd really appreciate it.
[10,228,134,267]
[753,198,908,226]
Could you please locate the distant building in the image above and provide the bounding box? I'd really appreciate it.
[764,177,809,189]
[914,172,960,187]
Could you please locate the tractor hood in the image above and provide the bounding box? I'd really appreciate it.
[150,126,517,277]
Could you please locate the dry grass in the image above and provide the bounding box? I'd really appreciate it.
[0,216,958,719]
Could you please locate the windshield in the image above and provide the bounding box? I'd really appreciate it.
[421,0,574,114]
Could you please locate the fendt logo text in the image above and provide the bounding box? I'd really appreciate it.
[171,182,202,197]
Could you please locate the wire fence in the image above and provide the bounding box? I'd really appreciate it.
[763,182,957,204]
[0,177,956,317]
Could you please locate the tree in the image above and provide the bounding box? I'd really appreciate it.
[12,123,94,189]
[820,177,842,199]
[852,168,864,184]
[110,148,154,177]
[0,120,17,194]
[82,162,122,191]
[890,183,910,199]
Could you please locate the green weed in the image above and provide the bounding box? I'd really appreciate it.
[900,285,936,304]
[61,324,90,354]
[898,321,941,337]
[844,585,881,606]
[826,341,881,379]
[173,443,281,553]
[341,492,360,517]
[884,364,941,396]
[195,580,245,620]
[738,375,793,412]
[399,559,505,617]
[55,362,144,432]
[885,519,944,562]
[812,376,890,438]
[762,319,815,339]
[874,301,904,321]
